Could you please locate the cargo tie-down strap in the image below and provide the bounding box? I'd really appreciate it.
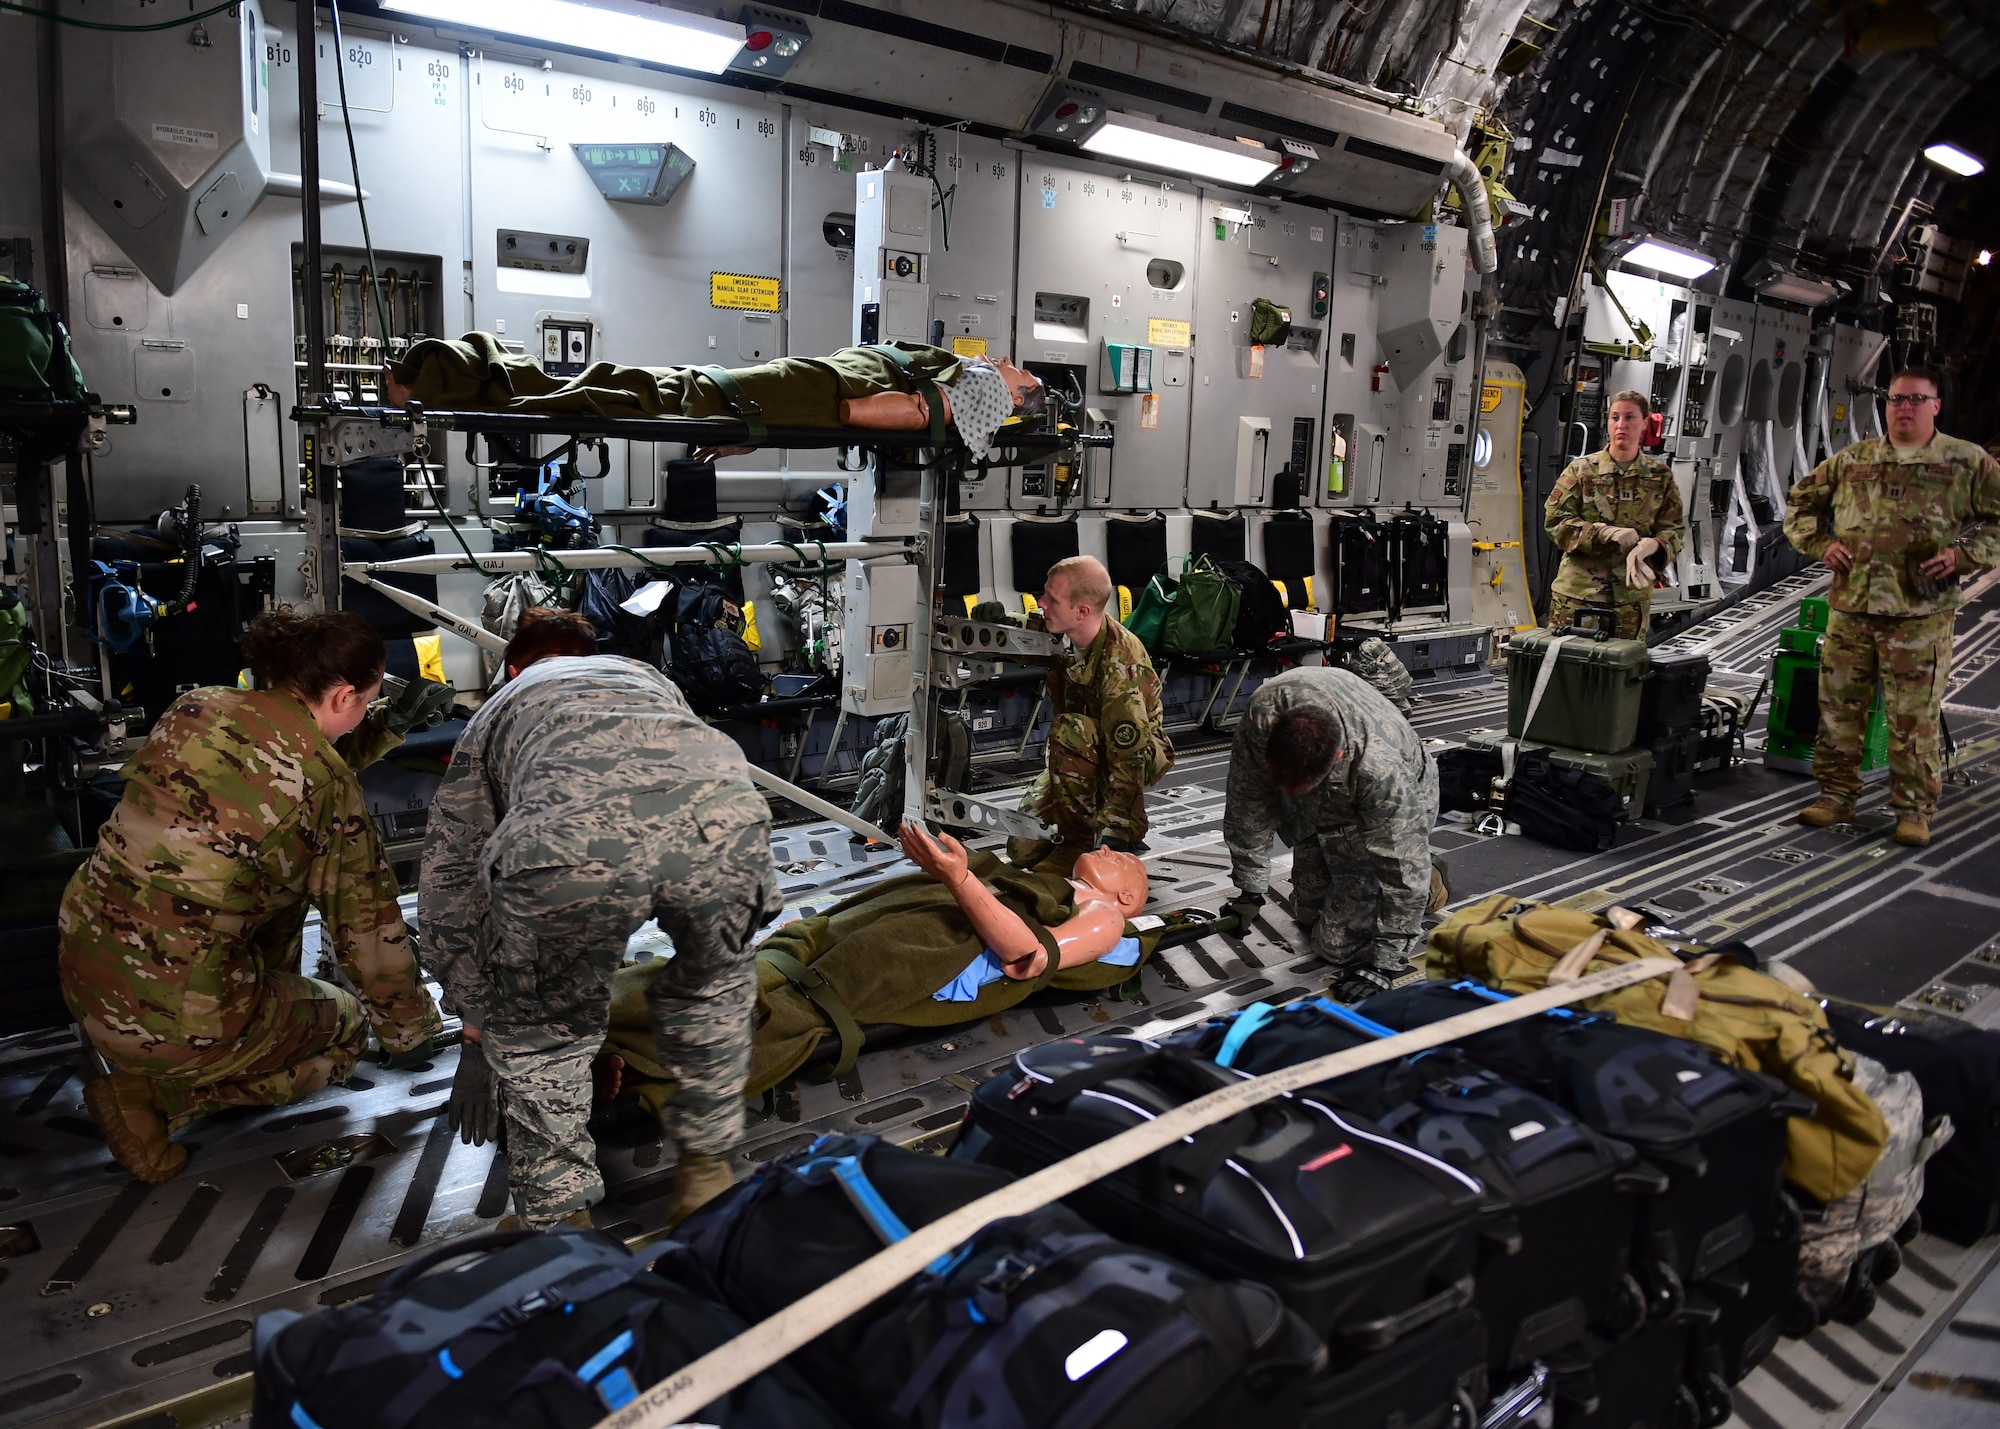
[586,956,1678,1429]
[1502,633,1571,788]
[698,365,766,446]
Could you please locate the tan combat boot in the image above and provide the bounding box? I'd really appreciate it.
[1893,812,1931,848]
[82,1072,188,1184]
[1797,796,1856,828]
[665,1151,738,1226]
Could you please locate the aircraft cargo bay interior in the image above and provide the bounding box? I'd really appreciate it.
[0,2,1997,1428]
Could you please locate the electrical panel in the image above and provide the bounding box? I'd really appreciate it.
[854,168,933,345]
[540,317,595,377]
[842,560,920,716]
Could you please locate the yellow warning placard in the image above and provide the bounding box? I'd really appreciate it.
[710,272,782,311]
[1481,383,1505,413]
[1148,318,1191,347]
[951,335,989,357]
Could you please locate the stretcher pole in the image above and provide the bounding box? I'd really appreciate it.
[341,541,904,577]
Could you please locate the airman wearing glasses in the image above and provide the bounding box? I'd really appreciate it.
[1784,366,2000,847]
[1543,389,1685,638]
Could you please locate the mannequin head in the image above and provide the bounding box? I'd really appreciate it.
[1072,847,1148,915]
[993,357,1047,415]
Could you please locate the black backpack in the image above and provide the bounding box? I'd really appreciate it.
[678,1132,1327,1428]
[250,1228,841,1429]
[575,566,672,666]
[1506,750,1620,852]
[1212,558,1290,653]
[667,574,763,715]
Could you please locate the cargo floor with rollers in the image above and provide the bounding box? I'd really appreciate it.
[2,568,1998,1429]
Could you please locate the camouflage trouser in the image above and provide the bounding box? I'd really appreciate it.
[1011,714,1128,859]
[1547,592,1648,640]
[140,973,368,1129]
[482,808,777,1226]
[1814,608,1955,814]
[1285,752,1439,971]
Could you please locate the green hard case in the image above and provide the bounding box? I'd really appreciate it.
[1505,628,1650,753]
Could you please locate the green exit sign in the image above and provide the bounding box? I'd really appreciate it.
[571,142,695,206]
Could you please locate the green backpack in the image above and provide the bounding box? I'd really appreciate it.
[0,279,85,401]
[1249,297,1293,347]
[1161,554,1241,656]
[1124,569,1177,653]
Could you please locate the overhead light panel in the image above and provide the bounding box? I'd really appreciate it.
[1081,113,1281,187]
[1923,143,1985,178]
[1748,263,1840,308]
[1618,237,1718,281]
[379,0,747,74]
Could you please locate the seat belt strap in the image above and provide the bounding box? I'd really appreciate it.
[866,343,947,447]
[758,947,863,1075]
[1505,633,1571,786]
[699,365,767,446]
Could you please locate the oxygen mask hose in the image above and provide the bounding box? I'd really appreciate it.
[160,484,202,618]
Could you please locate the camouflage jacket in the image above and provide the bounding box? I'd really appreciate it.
[419,654,761,1028]
[1341,637,1414,714]
[1782,433,2000,615]
[1544,449,1686,608]
[1224,666,1429,896]
[58,689,439,1056]
[1047,616,1174,843]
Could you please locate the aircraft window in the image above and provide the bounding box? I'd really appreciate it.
[1474,429,1493,469]
[823,212,856,254]
[1776,361,1802,428]
[1145,258,1185,291]
[1717,353,1748,426]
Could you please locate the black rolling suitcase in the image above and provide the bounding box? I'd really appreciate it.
[956,1035,1485,1367]
[249,1228,841,1429]
[1825,1002,2000,1244]
[1301,1305,1488,1429]
[1688,1189,1813,1386]
[1166,998,1652,1373]
[679,1132,1327,1428]
[1357,981,1806,1317]
[1551,1321,1699,1429]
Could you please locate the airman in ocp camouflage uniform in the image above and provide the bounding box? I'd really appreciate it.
[420,653,778,1228]
[1783,371,2000,846]
[1545,392,1685,639]
[59,687,440,1165]
[1007,556,1173,863]
[1224,666,1439,999]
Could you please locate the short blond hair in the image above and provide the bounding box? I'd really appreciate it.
[1045,555,1113,613]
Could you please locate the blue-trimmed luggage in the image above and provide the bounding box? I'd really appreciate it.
[679,1132,1326,1428]
[249,1228,838,1429]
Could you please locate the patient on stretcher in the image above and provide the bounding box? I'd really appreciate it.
[380,333,1044,456]
[592,824,1151,1120]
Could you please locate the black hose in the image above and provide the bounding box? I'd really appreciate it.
[161,483,201,617]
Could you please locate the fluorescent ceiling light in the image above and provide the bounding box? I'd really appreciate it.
[1081,113,1281,187]
[380,0,746,74]
[1923,143,1985,178]
[1620,238,1718,280]
[1751,271,1840,307]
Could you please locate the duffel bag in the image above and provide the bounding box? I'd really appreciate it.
[0,277,85,400]
[250,1227,839,1429]
[1427,894,1889,1204]
[1125,568,1177,653]
[956,1034,1485,1367]
[678,1131,1327,1427]
[1168,997,1651,1373]
[1212,557,1290,653]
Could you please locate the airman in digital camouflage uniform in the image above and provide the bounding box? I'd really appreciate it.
[1784,366,2000,847]
[1342,637,1415,715]
[59,610,441,1183]
[1223,666,1439,1002]
[420,613,778,1228]
[1003,556,1173,864]
[1545,390,1685,639]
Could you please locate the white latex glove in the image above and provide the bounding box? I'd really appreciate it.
[1625,537,1662,588]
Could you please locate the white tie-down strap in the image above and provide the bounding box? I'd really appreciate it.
[591,956,1680,1429]
[1503,632,1572,786]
